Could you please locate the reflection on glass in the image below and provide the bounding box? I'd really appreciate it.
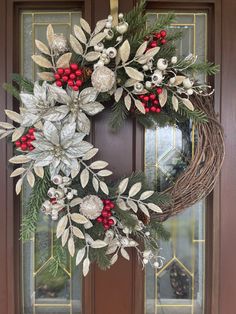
[21,11,83,314]
[145,12,207,314]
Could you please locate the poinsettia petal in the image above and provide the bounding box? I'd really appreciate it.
[43,121,59,145]
[20,94,38,109]
[79,87,98,104]
[80,102,104,116]
[77,112,91,135]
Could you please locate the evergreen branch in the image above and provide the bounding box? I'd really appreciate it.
[178,105,208,124]
[186,61,220,76]
[89,247,111,270]
[109,101,129,131]
[21,168,51,241]
[148,220,171,241]
[49,238,68,276]
[11,73,34,92]
[2,83,20,101]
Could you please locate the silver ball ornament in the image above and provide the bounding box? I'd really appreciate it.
[116,22,128,34]
[80,195,104,220]
[51,34,68,54]
[91,66,116,92]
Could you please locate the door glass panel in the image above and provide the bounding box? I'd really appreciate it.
[20,11,83,314]
[145,13,207,314]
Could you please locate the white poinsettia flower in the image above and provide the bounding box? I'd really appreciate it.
[27,121,93,177]
[48,85,104,135]
[20,81,69,127]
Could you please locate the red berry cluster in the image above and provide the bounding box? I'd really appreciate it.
[146,29,167,48]
[15,128,35,151]
[97,199,115,230]
[54,64,84,91]
[139,88,163,113]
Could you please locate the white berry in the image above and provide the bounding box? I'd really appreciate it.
[187,88,194,95]
[183,77,193,89]
[157,58,168,71]
[171,56,178,64]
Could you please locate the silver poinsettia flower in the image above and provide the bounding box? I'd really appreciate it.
[48,85,104,135]
[27,120,93,177]
[20,81,69,127]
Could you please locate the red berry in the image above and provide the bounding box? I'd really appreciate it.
[153,100,159,105]
[160,30,167,38]
[50,197,57,205]
[141,102,146,108]
[156,108,161,113]
[108,219,115,226]
[73,86,79,91]
[69,73,76,80]
[76,80,83,87]
[150,106,156,112]
[150,41,157,48]
[107,212,112,217]
[105,200,110,204]
[70,63,78,71]
[75,69,82,76]
[29,146,34,151]
[21,136,27,142]
[64,68,71,75]
[29,128,35,134]
[143,96,149,102]
[21,143,27,151]
[110,202,115,209]
[30,135,35,140]
[97,217,103,223]
[104,205,111,211]
[68,80,74,87]
[161,39,167,45]
[102,210,108,218]
[145,108,150,113]
[104,224,110,230]
[15,141,21,147]
[57,68,64,75]
[103,218,108,224]
[62,75,69,82]
[54,73,61,80]
[150,93,156,100]
[56,80,63,87]
[155,33,161,39]
[157,88,163,94]
[139,95,144,99]
[26,140,32,146]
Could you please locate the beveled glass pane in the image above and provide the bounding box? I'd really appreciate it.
[21,10,83,314]
[145,12,207,314]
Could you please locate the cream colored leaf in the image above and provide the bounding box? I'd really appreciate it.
[127,199,138,213]
[9,155,31,164]
[121,248,130,260]
[71,163,81,179]
[159,88,168,107]
[72,226,85,239]
[12,127,25,141]
[124,94,132,110]
[91,240,108,248]
[10,167,25,177]
[80,18,91,34]
[83,257,90,276]
[118,177,129,194]
[74,25,87,44]
[140,190,154,200]
[0,131,12,139]
[119,40,130,63]
[71,213,88,224]
[70,197,82,207]
[110,253,118,265]
[94,19,107,34]
[135,41,148,57]
[0,122,14,129]
[85,51,101,61]
[34,166,44,178]
[68,237,75,257]
[92,177,99,192]
[172,95,179,112]
[61,228,69,247]
[47,24,54,47]
[56,215,68,238]
[83,148,99,161]
[145,46,160,58]
[32,55,52,68]
[35,40,50,55]
[89,32,106,46]
[182,98,194,111]
[173,76,185,86]
[56,53,72,68]
[70,34,83,55]
[90,160,108,170]
[80,168,89,188]
[76,247,86,265]
[97,170,112,177]
[124,78,138,87]
[147,203,163,213]
[116,198,128,211]
[106,245,118,255]
[134,99,145,114]
[129,182,142,197]
[27,171,35,187]
[5,110,22,123]
[138,203,150,217]
[100,181,109,195]
[37,72,54,82]
[125,67,144,81]
[114,87,123,102]
[15,178,23,195]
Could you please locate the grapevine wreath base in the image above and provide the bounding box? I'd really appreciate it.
[0,0,224,275]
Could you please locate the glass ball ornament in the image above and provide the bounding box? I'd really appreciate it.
[91,66,116,92]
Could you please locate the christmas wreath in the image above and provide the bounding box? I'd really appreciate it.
[1,1,224,276]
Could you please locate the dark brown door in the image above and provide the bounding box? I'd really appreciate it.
[0,1,235,314]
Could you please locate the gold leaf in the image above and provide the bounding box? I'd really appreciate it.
[144,46,160,58]
[92,177,99,192]
[76,248,86,265]
[10,167,25,177]
[56,215,68,238]
[127,199,138,213]
[35,40,50,55]
[27,171,35,187]
[118,177,129,194]
[70,35,83,55]
[83,257,90,276]
[34,166,44,178]
[124,94,132,110]
[72,226,85,239]
[15,178,23,195]
[74,25,87,44]
[71,213,88,224]
[85,51,101,62]
[138,203,150,217]
[119,40,130,63]
[100,181,109,195]
[89,32,106,46]
[139,191,154,200]
[68,237,75,257]
[80,18,91,34]
[70,197,82,207]
[56,53,72,68]
[172,95,179,111]
[80,168,89,188]
[129,182,142,197]
[32,55,52,68]
[37,72,54,82]
[159,88,168,107]
[9,155,31,164]
[182,98,194,111]
[47,24,54,47]
[125,67,144,81]
[134,99,145,114]
[147,203,163,213]
[61,228,69,247]
[114,87,123,103]
[135,41,148,58]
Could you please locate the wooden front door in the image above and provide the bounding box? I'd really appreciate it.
[0,1,235,314]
